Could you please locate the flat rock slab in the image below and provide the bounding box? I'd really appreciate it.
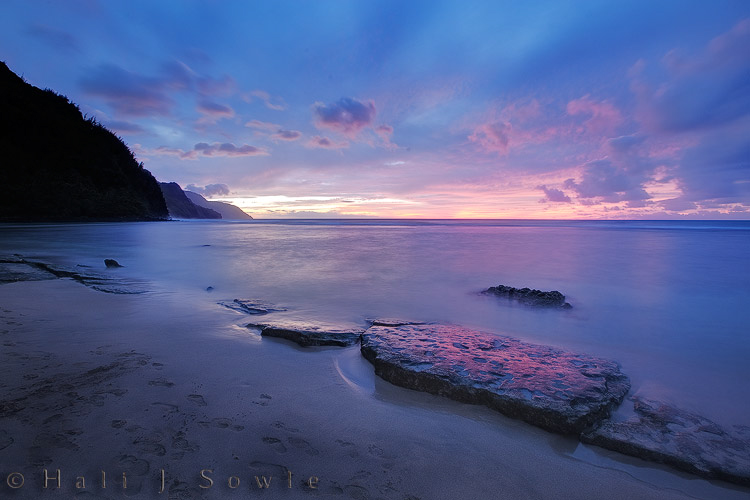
[247,318,365,347]
[482,284,572,308]
[0,262,57,283]
[219,299,287,315]
[361,323,629,434]
[581,397,750,485]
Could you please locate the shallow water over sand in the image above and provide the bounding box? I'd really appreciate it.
[2,219,749,427]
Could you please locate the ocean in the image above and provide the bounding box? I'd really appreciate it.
[2,219,749,428]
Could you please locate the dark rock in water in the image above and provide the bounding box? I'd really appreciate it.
[206,286,214,292]
[247,319,365,347]
[219,299,287,315]
[361,323,629,434]
[581,397,750,485]
[482,284,572,308]
[104,259,123,268]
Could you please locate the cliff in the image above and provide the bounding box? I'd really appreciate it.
[0,61,168,221]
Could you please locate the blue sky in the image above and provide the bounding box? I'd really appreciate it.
[2,0,749,218]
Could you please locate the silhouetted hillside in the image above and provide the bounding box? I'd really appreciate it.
[0,62,168,221]
[159,182,221,219]
[184,191,252,220]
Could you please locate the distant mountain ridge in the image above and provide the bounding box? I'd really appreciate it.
[0,61,168,221]
[159,182,221,219]
[184,191,252,220]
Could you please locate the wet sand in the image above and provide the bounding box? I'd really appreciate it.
[1,278,748,499]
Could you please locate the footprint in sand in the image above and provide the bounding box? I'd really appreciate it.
[187,394,207,406]
[148,378,175,387]
[133,437,166,457]
[367,444,384,457]
[253,393,272,406]
[197,417,244,431]
[336,439,359,458]
[343,484,371,500]
[262,436,288,453]
[287,436,320,456]
[149,403,179,416]
[111,420,127,429]
[271,421,299,433]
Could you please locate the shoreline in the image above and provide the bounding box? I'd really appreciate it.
[1,278,748,499]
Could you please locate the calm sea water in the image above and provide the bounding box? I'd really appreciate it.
[2,219,749,426]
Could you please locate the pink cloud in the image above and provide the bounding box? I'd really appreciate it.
[566,95,623,135]
[468,121,511,155]
[245,119,281,131]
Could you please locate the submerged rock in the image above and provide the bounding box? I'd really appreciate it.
[482,284,572,308]
[361,323,629,434]
[219,299,287,315]
[104,259,123,268]
[0,255,145,293]
[581,397,750,485]
[247,319,365,347]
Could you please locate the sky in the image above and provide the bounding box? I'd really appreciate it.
[2,0,749,219]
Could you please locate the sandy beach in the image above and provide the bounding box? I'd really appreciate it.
[2,276,748,500]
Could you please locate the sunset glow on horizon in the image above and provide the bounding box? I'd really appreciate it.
[2,1,749,219]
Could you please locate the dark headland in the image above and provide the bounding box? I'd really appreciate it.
[0,62,168,221]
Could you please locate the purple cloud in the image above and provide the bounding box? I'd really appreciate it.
[194,142,268,157]
[313,97,376,137]
[185,183,230,197]
[271,129,302,141]
[564,159,651,203]
[197,100,234,121]
[153,142,268,159]
[306,135,348,150]
[537,185,571,203]
[80,64,174,117]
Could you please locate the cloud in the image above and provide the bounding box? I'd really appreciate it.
[674,132,750,204]
[566,95,623,135]
[107,120,145,134]
[306,136,349,150]
[245,90,286,110]
[564,159,651,203]
[27,24,79,52]
[194,142,269,157]
[153,142,269,159]
[632,18,750,133]
[271,129,302,141]
[468,121,511,155]
[313,97,376,137]
[185,183,230,197]
[80,64,174,117]
[245,120,281,131]
[196,100,235,123]
[536,185,571,203]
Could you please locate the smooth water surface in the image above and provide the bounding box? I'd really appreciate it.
[2,219,749,426]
